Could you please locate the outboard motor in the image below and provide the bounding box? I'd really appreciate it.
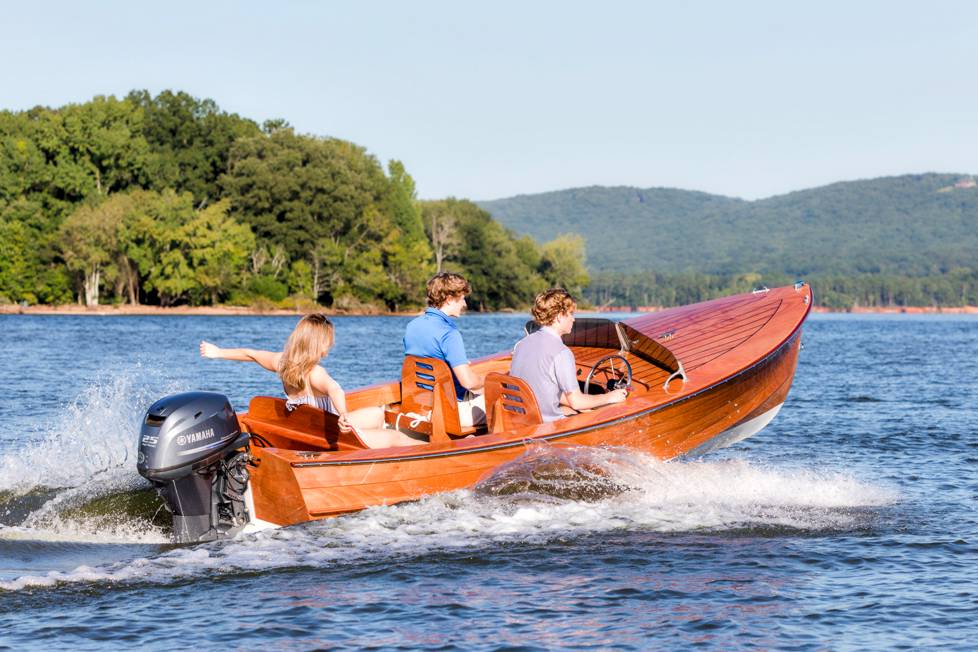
[137,392,252,543]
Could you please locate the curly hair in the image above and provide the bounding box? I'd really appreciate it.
[426,272,471,308]
[278,313,334,394]
[532,288,577,326]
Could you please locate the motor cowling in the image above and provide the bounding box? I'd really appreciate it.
[137,392,252,543]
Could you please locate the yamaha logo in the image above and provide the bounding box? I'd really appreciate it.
[176,428,215,446]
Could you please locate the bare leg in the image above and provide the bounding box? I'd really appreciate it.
[348,405,385,429]
[356,428,426,448]
[348,406,424,448]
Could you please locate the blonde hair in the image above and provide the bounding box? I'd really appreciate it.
[278,313,335,394]
[426,272,471,308]
[532,288,577,326]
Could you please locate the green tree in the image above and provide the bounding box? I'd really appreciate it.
[45,96,150,200]
[421,198,548,310]
[148,247,195,307]
[0,217,33,303]
[287,259,313,297]
[380,160,434,309]
[222,130,390,261]
[0,197,68,303]
[539,234,590,295]
[0,114,50,204]
[222,129,428,307]
[385,160,427,242]
[180,200,255,304]
[422,200,461,272]
[115,191,256,307]
[128,90,260,205]
[2,101,152,305]
[59,199,121,305]
[125,190,196,305]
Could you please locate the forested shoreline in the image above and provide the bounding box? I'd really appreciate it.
[0,91,587,312]
[3,91,974,313]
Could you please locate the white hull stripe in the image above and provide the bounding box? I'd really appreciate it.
[686,402,784,457]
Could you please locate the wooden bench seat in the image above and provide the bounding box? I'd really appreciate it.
[241,396,369,451]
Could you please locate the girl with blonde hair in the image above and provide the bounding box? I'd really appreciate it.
[200,313,420,448]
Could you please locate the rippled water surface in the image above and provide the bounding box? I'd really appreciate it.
[0,312,976,650]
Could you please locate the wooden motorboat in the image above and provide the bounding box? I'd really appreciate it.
[233,282,813,530]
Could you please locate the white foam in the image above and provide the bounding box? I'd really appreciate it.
[0,365,183,493]
[0,519,168,545]
[0,447,898,592]
[0,367,184,545]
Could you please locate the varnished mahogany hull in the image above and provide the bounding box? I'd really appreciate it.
[243,284,812,527]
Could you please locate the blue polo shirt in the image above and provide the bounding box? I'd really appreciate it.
[403,307,469,400]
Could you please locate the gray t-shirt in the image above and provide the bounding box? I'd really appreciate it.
[510,327,579,422]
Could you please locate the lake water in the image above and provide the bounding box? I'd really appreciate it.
[0,312,976,650]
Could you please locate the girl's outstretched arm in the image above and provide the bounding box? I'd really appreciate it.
[200,341,281,373]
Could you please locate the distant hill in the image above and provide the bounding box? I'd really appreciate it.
[477,174,978,277]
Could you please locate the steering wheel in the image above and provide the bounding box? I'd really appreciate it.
[583,354,633,395]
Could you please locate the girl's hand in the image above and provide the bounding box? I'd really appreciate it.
[337,413,353,433]
[200,341,222,359]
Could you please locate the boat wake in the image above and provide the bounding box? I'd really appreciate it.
[0,440,897,592]
[0,484,168,545]
[474,441,897,534]
[0,368,176,545]
[475,443,636,502]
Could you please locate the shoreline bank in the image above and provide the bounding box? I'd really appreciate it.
[595,304,978,315]
[811,305,978,314]
[2,303,977,317]
[0,304,418,317]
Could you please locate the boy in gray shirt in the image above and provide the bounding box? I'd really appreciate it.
[510,289,627,421]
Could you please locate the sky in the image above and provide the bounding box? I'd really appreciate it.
[2,1,975,201]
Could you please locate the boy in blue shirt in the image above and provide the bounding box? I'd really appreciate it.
[403,272,486,426]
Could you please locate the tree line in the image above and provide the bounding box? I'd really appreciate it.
[7,90,967,312]
[481,174,978,308]
[0,91,589,311]
[585,269,978,310]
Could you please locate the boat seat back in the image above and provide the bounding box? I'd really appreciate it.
[400,355,476,442]
[241,396,369,451]
[484,372,543,433]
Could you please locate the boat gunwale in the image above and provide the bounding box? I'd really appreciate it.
[286,286,811,468]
